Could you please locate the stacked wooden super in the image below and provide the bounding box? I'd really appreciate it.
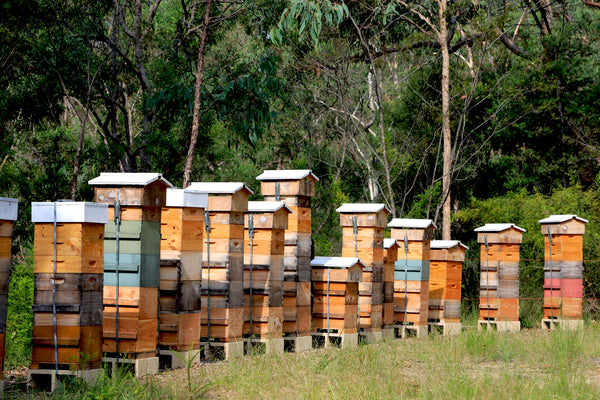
[539,214,588,330]
[187,182,252,359]
[29,202,107,391]
[243,201,290,354]
[159,188,208,368]
[382,239,399,339]
[256,170,318,352]
[336,203,390,343]
[0,197,17,388]
[311,257,364,348]
[90,172,172,376]
[429,240,467,335]
[388,219,435,338]
[475,223,525,332]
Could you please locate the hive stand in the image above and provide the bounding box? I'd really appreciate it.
[0,197,17,392]
[539,215,588,331]
[187,182,252,360]
[336,203,390,344]
[311,257,363,349]
[256,170,318,353]
[159,189,208,369]
[475,223,525,332]
[28,202,108,392]
[388,219,435,338]
[382,239,399,340]
[90,172,173,377]
[243,201,291,355]
[428,240,467,336]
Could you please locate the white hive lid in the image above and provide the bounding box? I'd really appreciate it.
[430,240,468,250]
[474,223,526,233]
[186,182,254,195]
[336,203,390,214]
[88,172,173,188]
[256,169,319,181]
[384,238,399,249]
[538,214,588,224]
[311,257,364,269]
[248,201,292,214]
[388,218,436,229]
[32,202,108,224]
[166,188,208,208]
[0,197,18,221]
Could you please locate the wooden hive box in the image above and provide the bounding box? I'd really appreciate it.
[256,170,318,343]
[311,257,363,334]
[159,189,207,352]
[89,172,172,359]
[187,182,252,345]
[30,202,107,370]
[337,203,389,335]
[475,223,525,327]
[0,197,18,375]
[539,215,587,322]
[429,240,467,325]
[382,239,399,329]
[388,219,435,333]
[243,201,290,342]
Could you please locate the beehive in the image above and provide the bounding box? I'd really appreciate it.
[336,203,389,343]
[382,239,398,338]
[539,215,587,330]
[311,257,363,348]
[0,197,17,384]
[475,223,525,332]
[187,182,252,359]
[90,172,172,375]
[388,219,435,338]
[429,240,467,335]
[29,202,107,388]
[243,201,290,354]
[159,188,207,367]
[256,170,318,352]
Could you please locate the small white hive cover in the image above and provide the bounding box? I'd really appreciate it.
[0,197,18,221]
[166,188,208,208]
[256,169,319,181]
[88,172,173,188]
[311,256,364,269]
[538,215,589,224]
[186,182,254,195]
[474,223,526,233]
[336,203,390,214]
[31,202,108,224]
[247,201,292,214]
[430,240,469,250]
[388,218,436,229]
[383,238,399,249]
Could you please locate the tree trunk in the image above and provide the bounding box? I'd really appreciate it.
[438,0,452,240]
[183,0,213,188]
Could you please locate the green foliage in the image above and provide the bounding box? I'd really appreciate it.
[5,258,33,370]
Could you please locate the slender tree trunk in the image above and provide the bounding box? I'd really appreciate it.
[183,0,213,188]
[438,0,452,240]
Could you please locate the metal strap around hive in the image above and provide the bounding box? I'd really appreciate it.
[114,189,121,364]
[52,202,58,376]
[353,215,359,334]
[485,234,490,321]
[547,225,554,319]
[404,230,409,326]
[248,214,254,342]
[275,182,280,201]
[204,208,211,349]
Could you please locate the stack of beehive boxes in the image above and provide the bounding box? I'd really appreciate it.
[90,172,172,376]
[382,239,398,339]
[429,240,467,335]
[187,182,251,359]
[311,257,363,348]
[159,188,208,368]
[243,201,290,354]
[29,202,107,390]
[0,197,17,389]
[256,170,317,352]
[336,203,389,343]
[475,223,525,332]
[388,219,435,338]
[539,215,588,330]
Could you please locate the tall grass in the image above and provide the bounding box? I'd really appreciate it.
[5,258,33,370]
